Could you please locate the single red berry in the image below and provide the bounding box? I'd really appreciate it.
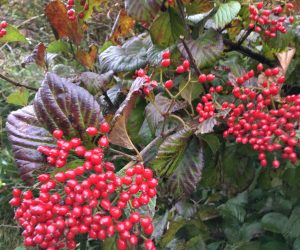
[161,59,171,67]
[86,127,98,136]
[182,60,190,69]
[207,74,215,82]
[198,74,207,83]
[137,69,146,77]
[176,65,185,74]
[286,3,294,9]
[1,21,8,28]
[257,63,264,71]
[162,50,171,59]
[215,85,223,93]
[272,160,280,169]
[53,130,63,139]
[256,2,263,9]
[164,80,173,89]
[99,136,109,147]
[100,122,110,133]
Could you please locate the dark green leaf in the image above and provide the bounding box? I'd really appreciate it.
[185,235,206,250]
[6,106,56,181]
[200,134,221,153]
[0,25,27,43]
[161,219,186,247]
[77,71,114,95]
[125,0,162,21]
[34,73,103,141]
[150,8,187,48]
[99,35,148,73]
[284,206,300,239]
[153,129,204,198]
[178,29,224,68]
[261,212,288,234]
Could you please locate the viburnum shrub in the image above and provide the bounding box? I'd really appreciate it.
[3,0,300,249]
[10,124,158,250]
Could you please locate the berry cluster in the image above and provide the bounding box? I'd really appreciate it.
[161,50,171,68]
[0,20,8,38]
[134,69,158,95]
[248,2,294,38]
[10,125,158,250]
[66,0,89,21]
[197,64,300,168]
[198,73,216,84]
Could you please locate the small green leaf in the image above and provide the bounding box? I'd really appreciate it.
[125,0,162,22]
[261,212,288,234]
[161,219,186,247]
[185,235,206,250]
[0,25,27,43]
[7,89,30,106]
[150,8,187,48]
[47,40,71,53]
[179,81,204,105]
[200,134,221,153]
[213,1,241,29]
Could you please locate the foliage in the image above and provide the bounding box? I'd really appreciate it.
[1,0,300,249]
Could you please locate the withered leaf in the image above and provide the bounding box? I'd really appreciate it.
[21,43,46,69]
[76,44,98,69]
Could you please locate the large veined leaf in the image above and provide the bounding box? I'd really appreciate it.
[34,73,103,140]
[178,30,224,68]
[152,128,204,198]
[150,8,187,48]
[99,35,148,73]
[261,212,288,234]
[213,1,241,29]
[6,106,56,181]
[284,206,300,239]
[125,0,162,21]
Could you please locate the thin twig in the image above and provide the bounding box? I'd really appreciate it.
[179,37,209,93]
[223,39,276,67]
[176,0,190,37]
[0,73,38,91]
[109,148,136,161]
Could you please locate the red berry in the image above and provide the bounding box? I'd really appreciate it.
[183,60,190,69]
[257,63,264,71]
[215,85,223,93]
[100,122,110,133]
[164,79,173,89]
[1,21,7,28]
[198,74,207,83]
[53,130,63,139]
[162,50,171,59]
[161,59,171,67]
[137,69,146,77]
[272,160,280,169]
[287,3,294,9]
[86,127,98,136]
[176,65,185,74]
[207,74,215,82]
[256,2,263,9]
[99,136,109,147]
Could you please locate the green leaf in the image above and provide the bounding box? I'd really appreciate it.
[200,134,221,154]
[77,71,114,95]
[175,200,198,219]
[239,222,263,242]
[6,106,56,182]
[185,235,206,250]
[34,73,104,141]
[99,35,148,73]
[178,29,224,68]
[284,206,300,239]
[6,89,30,106]
[260,241,289,250]
[152,129,204,198]
[261,212,288,234]
[161,219,186,247]
[47,40,71,53]
[150,8,187,48]
[102,236,118,250]
[51,159,85,175]
[294,237,300,250]
[179,81,204,105]
[0,25,27,43]
[125,0,162,22]
[213,1,241,29]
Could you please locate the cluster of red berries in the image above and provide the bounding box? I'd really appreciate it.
[0,21,8,38]
[161,50,171,68]
[38,124,110,168]
[10,125,158,250]
[66,0,89,21]
[197,63,299,168]
[135,69,158,95]
[248,2,294,38]
[196,93,216,123]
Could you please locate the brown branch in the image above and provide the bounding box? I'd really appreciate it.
[0,73,38,91]
[223,39,276,67]
[180,37,209,93]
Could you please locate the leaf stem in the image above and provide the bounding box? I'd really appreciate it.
[169,114,187,128]
[108,148,136,161]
